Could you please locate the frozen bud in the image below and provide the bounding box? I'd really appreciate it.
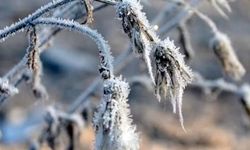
[210,32,245,80]
[93,77,139,150]
[154,38,193,130]
[0,78,19,97]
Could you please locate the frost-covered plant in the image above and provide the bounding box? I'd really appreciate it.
[116,0,159,85]
[93,77,139,150]
[26,27,48,99]
[116,0,194,130]
[210,31,246,81]
[154,38,193,130]
[0,0,249,149]
[194,9,245,81]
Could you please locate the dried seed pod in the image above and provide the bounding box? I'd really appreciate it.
[81,0,94,24]
[26,27,48,99]
[210,31,245,81]
[116,0,159,85]
[93,77,139,150]
[154,38,193,130]
[0,78,18,97]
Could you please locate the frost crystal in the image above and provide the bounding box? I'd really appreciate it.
[154,38,193,130]
[116,0,159,85]
[93,77,139,150]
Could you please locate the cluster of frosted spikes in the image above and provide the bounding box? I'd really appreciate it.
[116,0,193,130]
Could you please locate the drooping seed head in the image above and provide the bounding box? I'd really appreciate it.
[26,27,48,100]
[116,0,159,85]
[154,38,193,130]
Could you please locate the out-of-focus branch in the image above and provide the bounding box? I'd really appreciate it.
[159,0,202,37]
[0,0,76,41]
[129,73,250,119]
[178,23,194,60]
[193,8,246,80]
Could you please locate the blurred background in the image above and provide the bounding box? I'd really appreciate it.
[0,0,250,149]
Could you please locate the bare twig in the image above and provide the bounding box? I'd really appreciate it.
[178,23,194,60]
[159,0,202,37]
[0,0,76,41]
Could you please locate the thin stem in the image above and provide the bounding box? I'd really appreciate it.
[194,9,218,33]
[95,0,117,5]
[33,17,114,79]
[178,23,194,60]
[68,46,133,113]
[159,0,202,37]
[0,0,76,41]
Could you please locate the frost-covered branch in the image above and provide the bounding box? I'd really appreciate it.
[0,3,109,104]
[33,17,114,79]
[129,73,250,119]
[0,0,76,41]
